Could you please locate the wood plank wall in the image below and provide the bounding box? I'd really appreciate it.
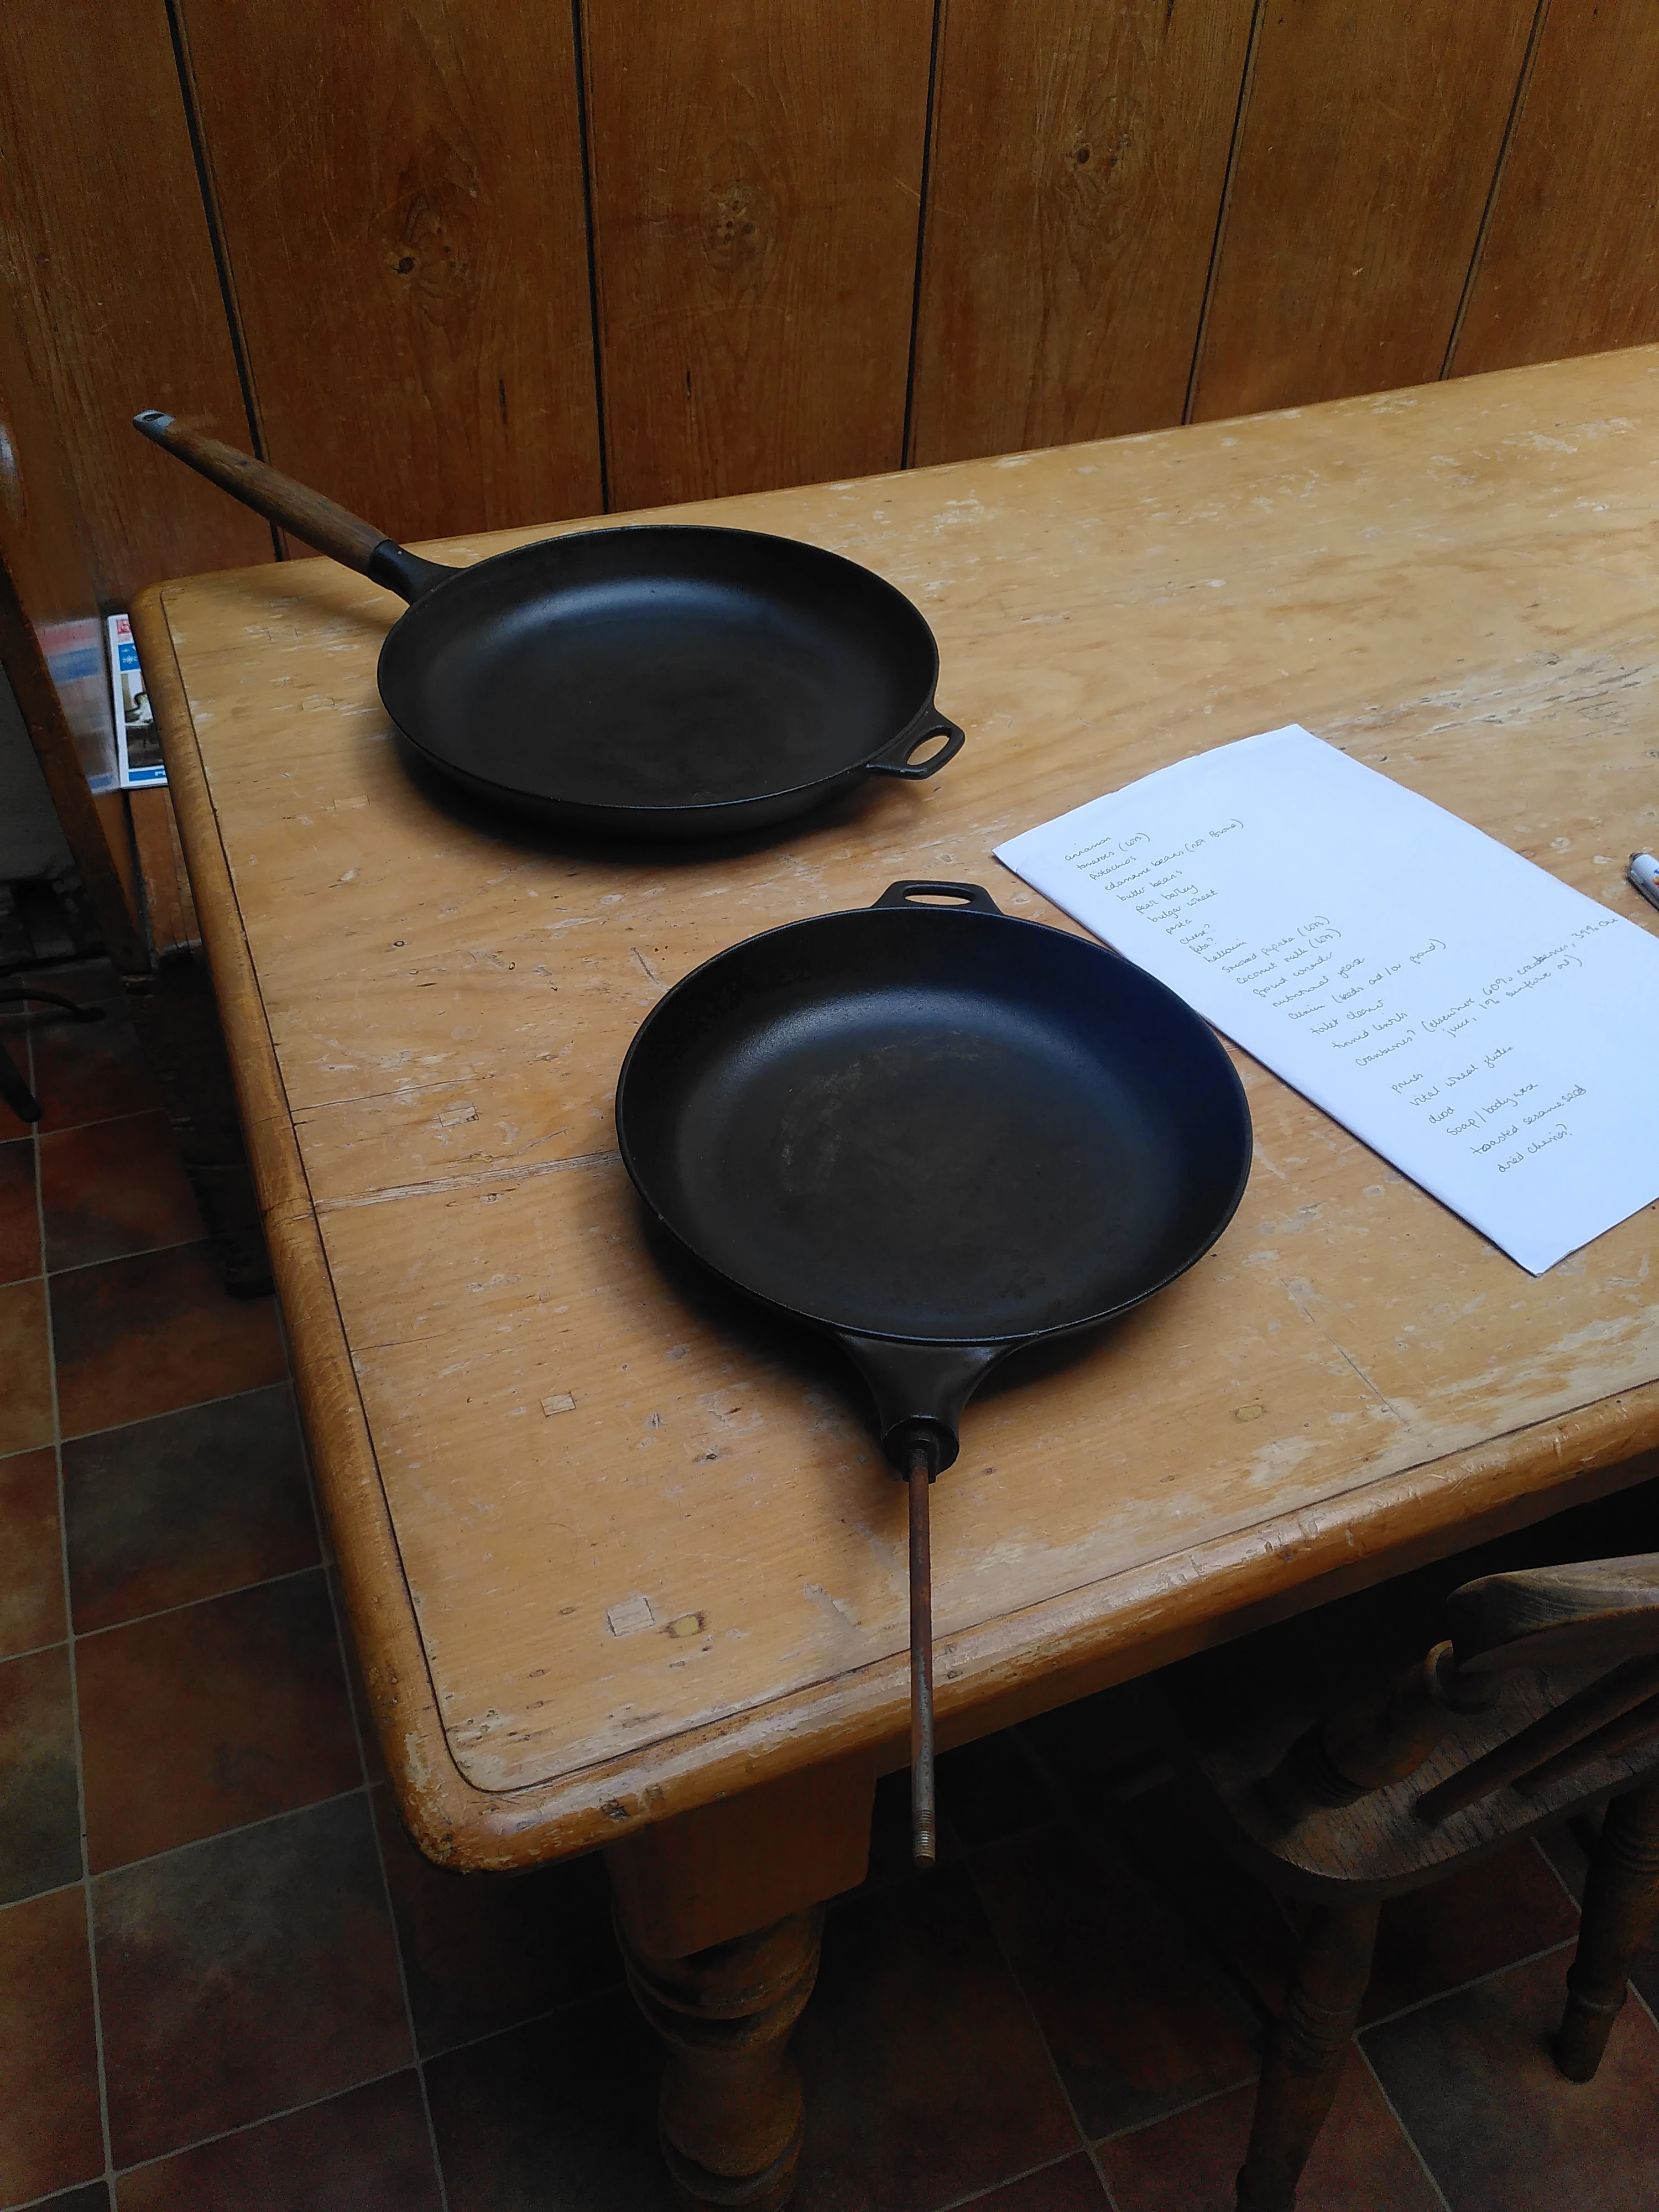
[0,0,270,601]
[4,0,1659,612]
[586,0,937,509]
[173,0,603,547]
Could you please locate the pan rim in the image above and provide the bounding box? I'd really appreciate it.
[375,523,949,818]
[615,900,1255,1347]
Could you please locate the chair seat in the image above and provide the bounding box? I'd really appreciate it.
[1175,1657,1659,1898]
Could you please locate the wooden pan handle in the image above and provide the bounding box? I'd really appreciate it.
[132,411,394,578]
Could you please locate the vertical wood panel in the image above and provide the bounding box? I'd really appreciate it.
[1451,2,1659,378]
[176,0,603,546]
[909,0,1258,467]
[1191,0,1538,420]
[585,0,936,513]
[0,2,269,604]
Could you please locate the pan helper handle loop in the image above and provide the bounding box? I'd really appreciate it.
[872,880,1002,915]
[867,707,967,779]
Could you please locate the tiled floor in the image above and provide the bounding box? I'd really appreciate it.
[4,961,1659,2209]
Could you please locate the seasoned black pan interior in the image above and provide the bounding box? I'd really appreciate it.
[619,898,1251,1345]
[385,528,940,814]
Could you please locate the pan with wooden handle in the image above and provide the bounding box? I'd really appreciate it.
[132,412,965,839]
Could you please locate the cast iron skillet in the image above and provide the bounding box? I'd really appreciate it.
[132,413,964,838]
[615,880,1254,1859]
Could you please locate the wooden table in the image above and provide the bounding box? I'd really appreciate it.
[134,347,1659,2207]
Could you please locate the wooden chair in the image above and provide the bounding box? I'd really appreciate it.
[1160,1554,1659,2212]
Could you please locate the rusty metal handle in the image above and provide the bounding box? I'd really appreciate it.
[908,1436,938,1867]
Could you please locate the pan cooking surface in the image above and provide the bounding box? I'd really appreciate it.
[380,531,938,812]
[619,908,1252,1344]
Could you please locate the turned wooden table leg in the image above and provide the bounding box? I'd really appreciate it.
[603,1748,879,2209]
[1557,1776,1659,2083]
[1237,1896,1380,2212]
[620,1908,821,2210]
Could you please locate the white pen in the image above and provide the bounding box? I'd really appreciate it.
[1631,853,1659,914]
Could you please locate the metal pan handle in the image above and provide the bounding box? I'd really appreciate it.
[866,707,966,780]
[872,880,1002,915]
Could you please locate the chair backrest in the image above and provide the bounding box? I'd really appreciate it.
[1447,1557,1659,1673]
[1259,1553,1659,1829]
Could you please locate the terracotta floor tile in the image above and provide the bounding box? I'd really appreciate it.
[372,1786,620,2058]
[0,1885,103,2203]
[0,1276,54,1455]
[64,1386,316,1632]
[51,1243,285,1441]
[96,1792,408,2167]
[41,1112,202,1273]
[115,2070,442,2211]
[0,1445,65,1656]
[971,1822,1258,2139]
[0,1645,81,1906]
[39,2185,113,2210]
[791,1864,1079,2212]
[1365,1949,1659,2211]
[1360,1839,1580,2023]
[426,1991,676,2212]
[78,1570,359,1872]
[0,1135,38,1284]
[1194,1830,1583,2048]
[957,2153,1112,2209]
[1096,2054,1441,2212]
[29,988,161,1135]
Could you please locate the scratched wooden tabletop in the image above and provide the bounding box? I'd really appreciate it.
[135,346,1659,1868]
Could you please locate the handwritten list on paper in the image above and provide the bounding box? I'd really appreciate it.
[995,726,1659,1274]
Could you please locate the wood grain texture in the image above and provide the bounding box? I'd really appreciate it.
[1451,0,1659,378]
[1192,1648,1659,1895]
[1557,1777,1659,2080]
[620,1910,821,2211]
[1191,0,1538,420]
[606,1749,877,1957]
[1238,1898,1379,2212]
[174,0,602,547]
[138,349,1659,1870]
[909,0,1256,466]
[0,1,269,605]
[583,0,936,510]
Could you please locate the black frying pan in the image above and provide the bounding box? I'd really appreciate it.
[615,880,1254,1859]
[132,412,963,838]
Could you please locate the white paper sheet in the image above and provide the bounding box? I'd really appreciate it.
[995,726,1659,1274]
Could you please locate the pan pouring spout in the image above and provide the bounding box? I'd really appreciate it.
[616,878,1254,1864]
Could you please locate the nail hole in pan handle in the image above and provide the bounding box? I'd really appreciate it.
[871,880,1003,914]
[867,712,967,779]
